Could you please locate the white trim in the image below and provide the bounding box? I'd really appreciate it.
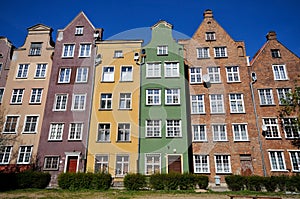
[64,152,81,173]
[22,114,40,134]
[166,154,183,174]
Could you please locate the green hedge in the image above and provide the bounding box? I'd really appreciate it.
[124,173,146,190]
[58,172,112,190]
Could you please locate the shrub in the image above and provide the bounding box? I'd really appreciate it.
[195,175,209,189]
[262,176,277,192]
[16,170,51,189]
[0,173,17,191]
[246,176,263,191]
[165,172,181,190]
[275,175,288,191]
[149,173,166,190]
[179,173,196,190]
[124,173,146,190]
[91,172,112,190]
[286,175,300,192]
[225,175,245,191]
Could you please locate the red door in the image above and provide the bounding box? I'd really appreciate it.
[168,155,182,173]
[67,156,78,173]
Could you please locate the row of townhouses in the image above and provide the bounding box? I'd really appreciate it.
[0,10,299,187]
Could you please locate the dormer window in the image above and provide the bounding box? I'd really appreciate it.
[205,32,216,41]
[157,45,168,55]
[114,50,123,58]
[29,42,42,56]
[271,49,281,58]
[75,26,84,35]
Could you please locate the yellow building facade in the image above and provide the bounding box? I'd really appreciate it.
[87,40,142,184]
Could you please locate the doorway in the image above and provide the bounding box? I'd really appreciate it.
[168,155,182,173]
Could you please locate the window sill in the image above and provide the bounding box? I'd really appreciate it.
[233,140,250,142]
[99,108,112,111]
[145,136,162,138]
[190,82,203,85]
[146,76,162,79]
[230,112,246,114]
[165,103,181,106]
[214,56,228,59]
[227,81,241,83]
[61,57,74,59]
[260,104,276,106]
[191,112,206,115]
[116,141,131,143]
[265,137,282,140]
[197,57,210,60]
[270,170,289,172]
[119,80,133,83]
[101,81,115,83]
[210,112,226,115]
[213,140,229,142]
[22,132,37,134]
[15,77,28,79]
[68,139,82,142]
[78,56,91,58]
[166,136,183,138]
[113,56,124,59]
[34,77,46,79]
[96,141,111,143]
[118,108,132,111]
[193,140,208,143]
[47,140,63,142]
[10,103,23,105]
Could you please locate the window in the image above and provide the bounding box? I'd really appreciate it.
[215,155,231,173]
[0,146,12,164]
[3,116,19,133]
[146,89,161,105]
[190,68,202,84]
[277,88,291,105]
[197,47,210,58]
[30,88,43,104]
[146,120,161,137]
[164,62,179,77]
[207,67,221,83]
[117,123,130,142]
[114,50,123,58]
[62,44,75,58]
[48,123,64,141]
[282,118,299,139]
[75,67,88,83]
[157,45,168,55]
[17,146,32,164]
[289,151,300,172]
[11,89,24,104]
[95,155,108,173]
[166,120,181,137]
[44,156,59,170]
[206,32,216,41]
[119,93,131,109]
[146,62,161,78]
[100,93,112,109]
[263,118,280,138]
[23,116,38,133]
[194,155,210,173]
[58,68,71,83]
[79,44,91,57]
[35,64,47,78]
[0,63,2,75]
[72,94,86,111]
[229,94,245,113]
[0,88,4,103]
[165,89,180,105]
[232,124,248,141]
[191,95,205,114]
[29,43,42,56]
[115,155,129,176]
[269,151,286,171]
[75,26,83,35]
[271,49,281,58]
[210,94,224,113]
[102,66,114,82]
[68,123,83,140]
[272,65,288,80]
[226,66,240,82]
[214,47,227,58]
[97,123,110,142]
[258,89,274,105]
[192,125,207,141]
[16,64,29,78]
[212,124,227,141]
[53,94,68,111]
[145,154,161,175]
[120,66,133,81]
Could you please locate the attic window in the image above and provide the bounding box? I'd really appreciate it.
[75,26,84,35]
[0,54,3,58]
[205,32,216,41]
[29,42,42,56]
[271,49,281,58]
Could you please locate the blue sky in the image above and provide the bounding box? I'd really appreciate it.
[1,0,299,59]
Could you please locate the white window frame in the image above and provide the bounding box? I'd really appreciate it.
[114,50,123,58]
[53,94,68,111]
[97,123,111,142]
[10,89,24,104]
[102,66,114,82]
[209,94,224,114]
[0,88,4,103]
[146,62,161,78]
[17,146,32,164]
[120,66,133,81]
[193,155,210,173]
[214,46,227,58]
[277,88,291,105]
[262,118,281,139]
[205,32,216,41]
[157,45,168,55]
[192,125,207,142]
[197,47,210,59]
[166,120,182,137]
[212,124,227,141]
[207,67,221,83]
[3,115,19,133]
[272,64,288,80]
[268,150,287,171]
[145,153,161,175]
[191,95,205,114]
[62,44,75,58]
[189,67,202,84]
[258,89,274,105]
[289,150,300,172]
[165,88,180,105]
[146,89,161,105]
[271,49,281,58]
[16,64,29,78]
[35,63,47,78]
[0,146,12,164]
[48,123,64,141]
[68,123,83,140]
[75,26,84,35]
[23,115,39,134]
[119,93,131,110]
[115,154,129,177]
[29,43,42,56]
[79,43,91,57]
[71,94,86,111]
[214,155,231,173]
[229,93,245,113]
[30,88,43,104]
[58,68,71,83]
[164,62,179,77]
[232,123,248,141]
[282,118,300,139]
[117,123,130,142]
[226,66,240,82]
[145,120,161,137]
[43,156,59,170]
[95,155,109,173]
[75,67,88,83]
[100,93,112,110]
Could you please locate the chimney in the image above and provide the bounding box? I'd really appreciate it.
[266,31,277,40]
[203,9,213,18]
